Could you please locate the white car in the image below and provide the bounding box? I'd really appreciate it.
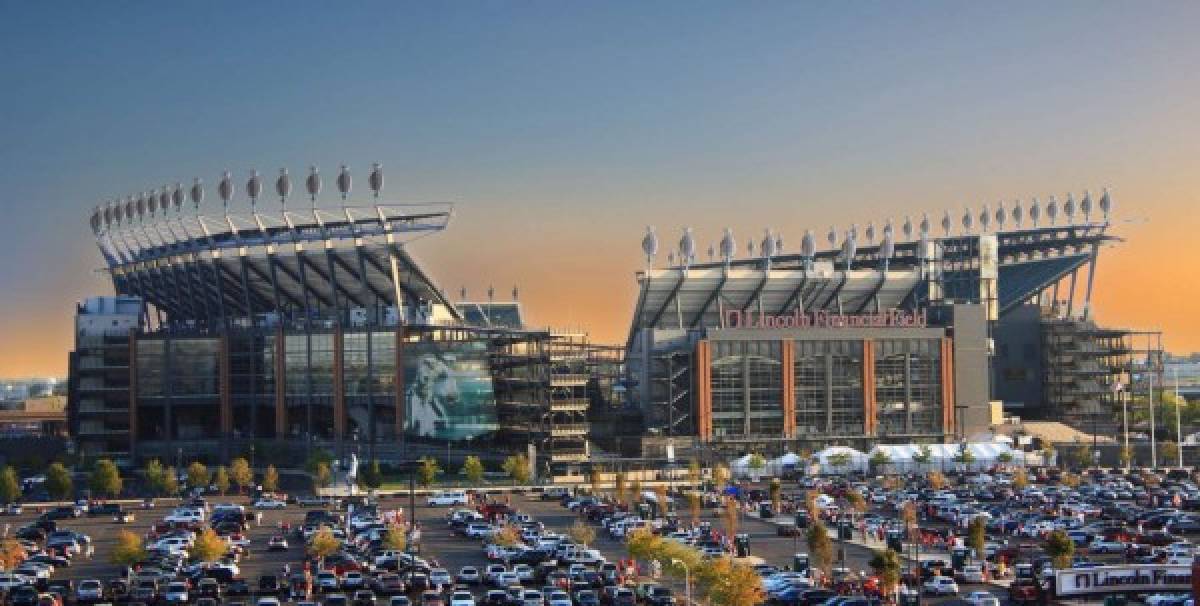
[964,591,999,606]
[428,491,469,506]
[548,592,572,606]
[316,572,339,591]
[1089,540,1126,554]
[922,576,958,596]
[513,564,535,583]
[0,573,30,590]
[494,572,520,587]
[342,571,365,589]
[254,499,287,509]
[1146,595,1191,606]
[257,599,282,606]
[450,591,476,606]
[456,567,481,585]
[484,564,507,585]
[465,524,496,539]
[429,568,453,589]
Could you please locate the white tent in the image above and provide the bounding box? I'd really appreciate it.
[814,446,868,475]
[866,442,1021,472]
[768,452,804,475]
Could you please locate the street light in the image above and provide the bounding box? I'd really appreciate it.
[670,558,691,606]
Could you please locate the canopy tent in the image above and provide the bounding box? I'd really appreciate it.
[769,452,804,474]
[866,442,1022,471]
[814,446,868,475]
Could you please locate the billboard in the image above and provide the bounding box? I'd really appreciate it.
[404,340,497,441]
[1055,566,1191,597]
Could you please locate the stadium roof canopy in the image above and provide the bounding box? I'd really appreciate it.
[630,266,923,332]
[92,203,460,326]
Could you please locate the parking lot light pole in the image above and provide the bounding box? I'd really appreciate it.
[671,558,690,606]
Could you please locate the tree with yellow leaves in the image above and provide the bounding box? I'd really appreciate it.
[111,530,144,566]
[190,528,229,562]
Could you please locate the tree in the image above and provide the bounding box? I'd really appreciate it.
[262,465,279,493]
[806,520,834,578]
[0,467,20,504]
[926,470,946,490]
[1060,472,1081,488]
[625,527,661,562]
[688,491,702,525]
[382,524,406,551]
[358,460,383,490]
[803,490,822,519]
[45,462,73,500]
[614,471,628,505]
[901,502,918,537]
[1041,446,1057,467]
[912,444,933,466]
[997,451,1014,465]
[688,459,701,484]
[1161,441,1180,466]
[868,549,902,596]
[187,462,210,490]
[89,459,123,498]
[968,517,987,561]
[568,520,596,546]
[191,528,228,562]
[111,530,144,566]
[162,466,179,496]
[1012,468,1029,491]
[308,527,341,560]
[229,458,253,493]
[0,539,25,570]
[747,453,767,478]
[462,456,485,485]
[653,484,669,517]
[1071,442,1092,470]
[702,557,766,606]
[312,462,332,493]
[143,459,166,495]
[417,457,440,487]
[869,450,892,473]
[712,464,730,489]
[1044,529,1075,569]
[630,480,643,502]
[722,498,740,537]
[588,468,602,496]
[212,467,230,495]
[492,524,522,547]
[827,452,852,474]
[502,454,530,485]
[845,490,867,514]
[769,478,782,512]
[954,444,976,467]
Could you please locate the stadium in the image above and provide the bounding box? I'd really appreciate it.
[624,192,1162,458]
[68,166,621,471]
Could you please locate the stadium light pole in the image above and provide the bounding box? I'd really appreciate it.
[1175,368,1183,468]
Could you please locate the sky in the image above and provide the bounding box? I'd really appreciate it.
[1,2,1199,377]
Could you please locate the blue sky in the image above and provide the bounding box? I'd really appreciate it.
[2,2,1199,374]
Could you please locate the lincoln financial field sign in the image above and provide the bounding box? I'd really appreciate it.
[720,309,927,330]
[1054,565,1191,596]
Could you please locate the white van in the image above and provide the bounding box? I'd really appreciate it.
[428,491,469,506]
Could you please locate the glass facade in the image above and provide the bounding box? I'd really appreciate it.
[710,340,783,438]
[707,335,948,442]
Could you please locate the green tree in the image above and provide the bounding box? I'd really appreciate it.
[997,451,1014,465]
[187,462,210,490]
[417,457,440,487]
[845,490,867,513]
[462,456,485,485]
[0,467,20,504]
[162,466,179,496]
[869,450,892,472]
[747,453,767,476]
[1071,442,1092,470]
[212,466,230,495]
[312,462,332,493]
[1044,529,1075,569]
[143,459,167,496]
[89,458,123,498]
[45,462,73,500]
[868,548,902,596]
[968,517,987,561]
[262,465,279,493]
[502,453,530,485]
[190,528,228,562]
[688,459,701,484]
[1161,441,1180,466]
[229,458,253,493]
[954,443,976,466]
[912,444,933,465]
[827,452,852,474]
[807,520,834,577]
[111,530,145,566]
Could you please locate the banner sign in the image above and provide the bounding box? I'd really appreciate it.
[1055,566,1191,596]
[721,309,927,330]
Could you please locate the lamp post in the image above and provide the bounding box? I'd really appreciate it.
[670,558,691,606]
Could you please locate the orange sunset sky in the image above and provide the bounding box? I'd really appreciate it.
[1,3,1199,377]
